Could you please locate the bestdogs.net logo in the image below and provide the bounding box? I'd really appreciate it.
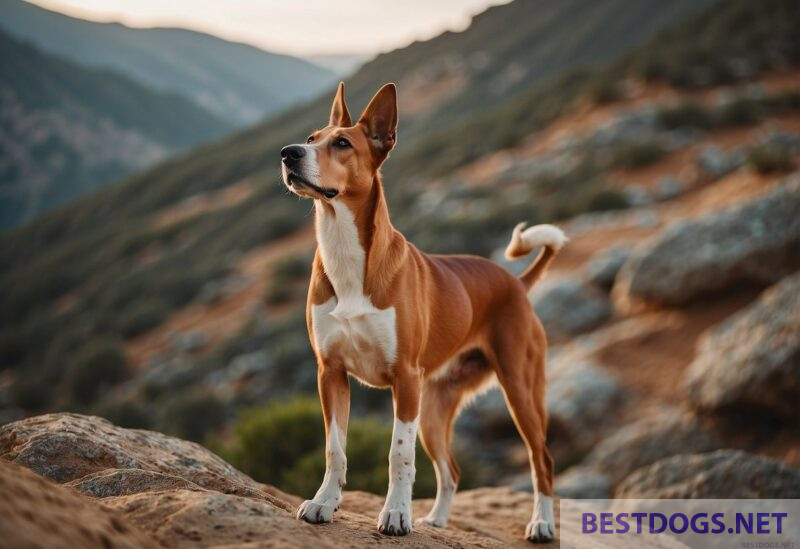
[560,499,799,548]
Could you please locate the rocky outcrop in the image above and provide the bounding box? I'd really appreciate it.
[685,273,800,420]
[0,413,270,501]
[2,413,568,548]
[614,176,800,308]
[586,244,632,290]
[531,276,613,336]
[547,359,625,451]
[0,459,156,549]
[617,450,800,498]
[554,467,612,499]
[581,409,721,487]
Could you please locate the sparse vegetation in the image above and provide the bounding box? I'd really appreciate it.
[656,101,714,130]
[94,399,154,430]
[224,397,482,498]
[162,390,227,442]
[611,140,666,169]
[265,254,311,305]
[583,187,631,213]
[119,299,170,338]
[746,146,796,174]
[64,339,127,406]
[718,98,763,127]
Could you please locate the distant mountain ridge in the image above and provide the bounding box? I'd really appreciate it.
[0,30,231,229]
[0,0,337,124]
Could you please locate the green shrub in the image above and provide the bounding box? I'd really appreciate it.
[746,146,796,174]
[226,397,482,498]
[264,283,296,305]
[95,399,153,429]
[588,79,620,104]
[162,390,227,442]
[64,339,126,405]
[119,298,169,338]
[718,98,761,127]
[583,188,630,212]
[656,101,714,130]
[273,255,311,280]
[265,255,312,306]
[611,140,665,169]
[227,397,324,486]
[10,375,51,411]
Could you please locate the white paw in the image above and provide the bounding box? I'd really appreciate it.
[296,500,335,524]
[415,515,447,528]
[377,509,412,536]
[525,519,555,543]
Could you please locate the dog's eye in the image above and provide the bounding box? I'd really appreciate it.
[306,135,314,144]
[333,137,351,148]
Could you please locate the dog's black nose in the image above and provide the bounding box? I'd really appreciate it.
[281,145,305,164]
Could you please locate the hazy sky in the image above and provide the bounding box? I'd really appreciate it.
[27,0,510,57]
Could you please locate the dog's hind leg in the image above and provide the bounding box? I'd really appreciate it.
[493,336,555,543]
[416,377,462,527]
[417,351,494,528]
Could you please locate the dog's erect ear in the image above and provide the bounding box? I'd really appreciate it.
[358,83,397,152]
[329,81,352,127]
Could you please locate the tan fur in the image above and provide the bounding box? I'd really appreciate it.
[285,82,562,541]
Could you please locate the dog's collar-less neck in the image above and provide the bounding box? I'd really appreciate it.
[315,176,401,296]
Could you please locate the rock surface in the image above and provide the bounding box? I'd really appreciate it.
[0,459,156,549]
[546,359,625,451]
[0,413,703,548]
[3,413,568,548]
[614,176,800,308]
[617,449,800,498]
[531,276,613,336]
[554,467,611,499]
[685,273,800,420]
[582,409,720,486]
[586,244,632,290]
[0,413,271,502]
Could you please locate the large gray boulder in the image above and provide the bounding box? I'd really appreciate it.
[583,409,720,485]
[459,356,625,464]
[0,413,263,498]
[531,276,613,337]
[554,467,611,499]
[617,449,800,498]
[614,176,800,308]
[685,273,800,420]
[547,359,625,449]
[586,244,632,290]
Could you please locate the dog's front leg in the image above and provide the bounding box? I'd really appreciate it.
[297,363,350,524]
[377,367,420,536]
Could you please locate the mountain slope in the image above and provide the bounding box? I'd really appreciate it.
[1,0,720,235]
[2,0,798,416]
[0,0,336,124]
[0,30,231,229]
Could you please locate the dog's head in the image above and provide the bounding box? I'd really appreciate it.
[281,82,397,202]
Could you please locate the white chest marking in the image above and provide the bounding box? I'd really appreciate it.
[311,201,397,381]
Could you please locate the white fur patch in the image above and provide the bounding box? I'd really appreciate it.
[316,417,347,503]
[300,144,322,186]
[505,223,567,260]
[312,200,398,385]
[526,493,556,542]
[378,417,418,535]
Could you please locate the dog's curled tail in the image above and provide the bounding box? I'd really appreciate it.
[505,223,567,291]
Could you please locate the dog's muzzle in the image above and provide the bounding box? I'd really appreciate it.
[280,145,339,199]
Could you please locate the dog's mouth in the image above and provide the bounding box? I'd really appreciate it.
[285,172,339,199]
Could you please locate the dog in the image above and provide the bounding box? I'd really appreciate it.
[280,81,565,543]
